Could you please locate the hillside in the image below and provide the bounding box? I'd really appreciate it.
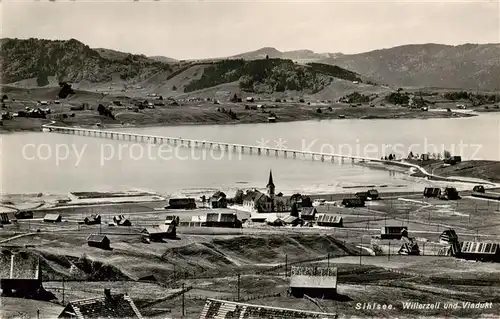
[0,38,173,86]
[318,43,500,90]
[230,47,342,62]
[182,59,363,94]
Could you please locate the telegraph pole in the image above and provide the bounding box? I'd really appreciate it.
[388,242,391,261]
[285,255,288,277]
[237,274,241,301]
[62,277,65,305]
[181,283,185,318]
[327,253,330,268]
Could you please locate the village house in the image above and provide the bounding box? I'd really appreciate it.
[210,191,227,208]
[58,289,144,319]
[0,251,43,298]
[289,266,338,299]
[87,234,111,250]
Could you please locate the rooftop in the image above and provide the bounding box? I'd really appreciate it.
[58,292,143,319]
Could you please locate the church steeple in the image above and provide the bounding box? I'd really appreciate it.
[267,170,275,188]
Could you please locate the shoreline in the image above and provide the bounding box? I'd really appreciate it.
[0,105,479,134]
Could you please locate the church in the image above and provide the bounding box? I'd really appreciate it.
[242,170,285,213]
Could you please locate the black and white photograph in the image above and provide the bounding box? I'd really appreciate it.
[0,0,499,318]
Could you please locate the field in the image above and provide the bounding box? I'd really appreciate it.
[1,189,500,318]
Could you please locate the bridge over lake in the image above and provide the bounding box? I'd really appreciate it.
[42,122,493,186]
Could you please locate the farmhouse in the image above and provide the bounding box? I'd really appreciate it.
[142,224,176,242]
[168,198,196,209]
[300,207,318,221]
[205,212,242,228]
[316,214,343,227]
[87,234,111,250]
[210,191,227,208]
[0,251,42,298]
[58,289,143,319]
[381,226,408,240]
[199,298,337,319]
[0,212,10,224]
[43,213,62,223]
[290,266,338,299]
[459,241,500,262]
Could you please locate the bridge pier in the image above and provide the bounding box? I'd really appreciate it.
[275,150,278,157]
[331,156,334,163]
[341,157,344,163]
[293,152,296,158]
[241,146,244,153]
[233,145,236,152]
[321,155,324,162]
[284,151,287,158]
[249,147,252,154]
[225,144,229,151]
[352,158,354,164]
[258,148,261,155]
[266,149,269,155]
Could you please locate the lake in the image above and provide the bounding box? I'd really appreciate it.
[1,114,499,196]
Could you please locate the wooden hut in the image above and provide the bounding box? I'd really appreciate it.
[87,234,111,250]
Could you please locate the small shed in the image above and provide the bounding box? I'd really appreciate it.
[381,226,408,240]
[87,234,111,250]
[300,207,317,221]
[459,241,500,262]
[0,213,10,224]
[316,214,343,227]
[473,185,485,193]
[43,213,62,223]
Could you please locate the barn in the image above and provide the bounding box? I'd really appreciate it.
[205,212,242,228]
[168,198,196,209]
[0,251,42,298]
[381,226,408,240]
[0,212,10,224]
[342,198,365,208]
[459,241,500,262]
[198,298,336,319]
[423,187,441,198]
[87,234,111,250]
[141,224,176,241]
[290,266,338,299]
[14,211,33,219]
[316,214,343,227]
[43,213,62,223]
[58,289,143,319]
[300,207,317,221]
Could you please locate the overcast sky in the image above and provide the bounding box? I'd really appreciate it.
[1,0,499,59]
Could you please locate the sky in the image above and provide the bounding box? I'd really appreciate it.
[1,0,499,60]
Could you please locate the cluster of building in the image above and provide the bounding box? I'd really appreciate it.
[438,229,500,262]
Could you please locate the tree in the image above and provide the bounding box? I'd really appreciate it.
[2,94,8,101]
[172,85,177,91]
[316,108,322,114]
[58,82,75,99]
[301,196,312,208]
[290,202,299,217]
[443,150,451,159]
[234,189,244,204]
